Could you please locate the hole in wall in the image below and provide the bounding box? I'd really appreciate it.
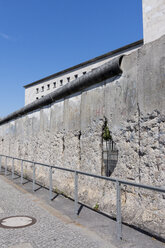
[102,118,118,177]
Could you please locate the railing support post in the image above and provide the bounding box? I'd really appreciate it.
[116,180,122,240]
[12,158,14,179]
[21,160,23,184]
[74,171,79,215]
[33,163,36,192]
[49,167,52,201]
[0,155,1,173]
[5,156,7,176]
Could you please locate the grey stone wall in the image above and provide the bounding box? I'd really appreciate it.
[0,35,165,238]
[24,42,142,105]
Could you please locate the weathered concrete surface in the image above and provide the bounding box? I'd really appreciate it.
[0,35,165,238]
[142,0,165,43]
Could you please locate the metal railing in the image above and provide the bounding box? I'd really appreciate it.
[0,154,165,241]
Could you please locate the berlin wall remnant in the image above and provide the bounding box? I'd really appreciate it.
[0,56,122,126]
[0,35,165,239]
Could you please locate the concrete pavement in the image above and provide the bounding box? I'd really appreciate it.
[0,171,164,248]
[0,174,114,248]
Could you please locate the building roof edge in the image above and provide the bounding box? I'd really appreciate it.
[1,56,123,126]
[23,39,143,89]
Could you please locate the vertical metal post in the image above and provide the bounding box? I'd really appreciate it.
[49,167,52,201]
[0,155,1,172]
[12,158,14,179]
[116,180,122,240]
[74,171,79,215]
[33,163,36,192]
[5,156,7,176]
[21,160,23,184]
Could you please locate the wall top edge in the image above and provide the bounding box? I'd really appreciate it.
[23,40,143,89]
[0,56,123,126]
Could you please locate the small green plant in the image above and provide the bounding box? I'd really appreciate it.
[102,119,112,141]
[93,203,99,211]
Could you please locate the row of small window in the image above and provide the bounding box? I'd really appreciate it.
[36,82,57,94]
[36,72,87,94]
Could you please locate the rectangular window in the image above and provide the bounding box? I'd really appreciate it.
[47,84,50,90]
[36,88,39,94]
[53,82,56,88]
[41,86,44,92]
[60,79,63,86]
[67,77,70,82]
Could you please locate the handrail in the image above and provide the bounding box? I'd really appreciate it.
[0,154,164,192]
[0,153,164,241]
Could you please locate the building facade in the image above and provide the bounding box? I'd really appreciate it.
[24,40,142,105]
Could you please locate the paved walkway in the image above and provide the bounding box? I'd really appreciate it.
[0,172,164,248]
[0,175,114,248]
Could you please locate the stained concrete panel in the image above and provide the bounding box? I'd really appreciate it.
[63,93,81,132]
[137,35,165,114]
[104,51,138,131]
[15,118,24,137]
[50,100,64,132]
[31,110,40,133]
[8,120,16,137]
[80,82,104,131]
[40,105,51,131]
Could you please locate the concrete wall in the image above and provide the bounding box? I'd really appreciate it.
[0,35,165,238]
[142,0,165,43]
[25,43,141,105]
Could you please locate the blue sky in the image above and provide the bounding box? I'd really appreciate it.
[0,0,143,118]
